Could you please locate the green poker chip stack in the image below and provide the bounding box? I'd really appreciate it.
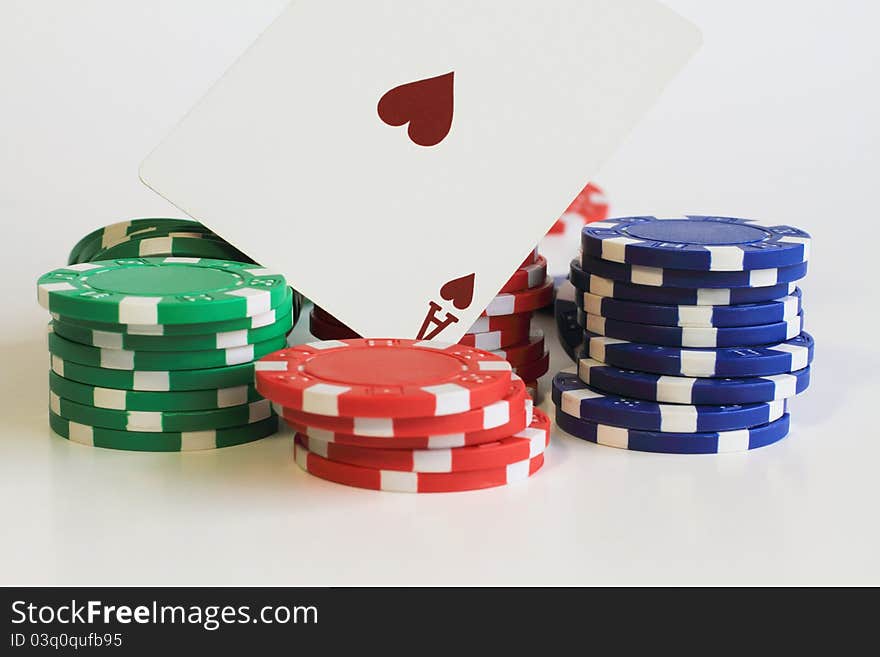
[68,217,244,265]
[65,217,304,318]
[37,241,305,452]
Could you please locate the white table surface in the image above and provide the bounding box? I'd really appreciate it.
[2,1,879,585]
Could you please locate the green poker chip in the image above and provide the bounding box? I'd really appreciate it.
[75,226,221,265]
[52,287,295,336]
[51,356,259,391]
[48,329,287,371]
[38,258,288,324]
[49,410,279,452]
[48,371,263,412]
[50,391,272,432]
[86,230,224,263]
[93,235,251,262]
[51,306,293,351]
[68,218,212,265]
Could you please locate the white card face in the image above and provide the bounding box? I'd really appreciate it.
[140,0,701,340]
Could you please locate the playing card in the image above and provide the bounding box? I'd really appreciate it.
[140,0,701,340]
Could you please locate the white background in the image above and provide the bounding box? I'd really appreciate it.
[1,0,878,585]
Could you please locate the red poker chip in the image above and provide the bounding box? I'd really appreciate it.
[546,182,609,235]
[286,398,533,450]
[499,256,548,294]
[482,278,553,317]
[513,351,550,382]
[297,408,549,473]
[277,377,529,438]
[519,248,538,268]
[256,339,513,418]
[489,331,545,367]
[309,309,360,340]
[457,323,531,350]
[294,442,545,493]
[466,311,532,335]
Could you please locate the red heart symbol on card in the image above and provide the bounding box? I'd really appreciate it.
[378,72,454,147]
[439,273,474,310]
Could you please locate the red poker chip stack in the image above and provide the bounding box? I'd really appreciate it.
[254,339,549,493]
[540,182,610,284]
[473,249,553,395]
[309,249,553,398]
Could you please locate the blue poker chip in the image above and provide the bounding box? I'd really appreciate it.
[569,261,798,305]
[577,288,802,328]
[551,370,788,432]
[578,310,804,348]
[579,255,808,289]
[556,408,791,454]
[582,216,811,271]
[578,358,811,404]
[554,279,584,361]
[582,330,815,378]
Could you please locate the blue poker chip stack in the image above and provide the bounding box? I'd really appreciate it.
[552,215,813,454]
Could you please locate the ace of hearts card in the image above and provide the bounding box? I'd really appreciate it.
[140,0,701,340]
